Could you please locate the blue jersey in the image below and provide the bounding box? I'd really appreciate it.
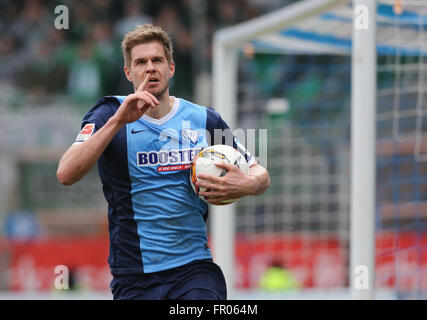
[74,96,255,275]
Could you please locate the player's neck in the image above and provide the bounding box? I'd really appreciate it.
[145,93,174,120]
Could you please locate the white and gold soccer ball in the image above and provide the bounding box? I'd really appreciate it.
[190,144,249,205]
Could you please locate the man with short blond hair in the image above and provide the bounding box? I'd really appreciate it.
[57,24,270,300]
[121,24,174,66]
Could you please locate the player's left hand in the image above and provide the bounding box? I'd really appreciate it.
[196,162,254,205]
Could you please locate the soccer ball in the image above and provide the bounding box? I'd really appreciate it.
[190,144,249,205]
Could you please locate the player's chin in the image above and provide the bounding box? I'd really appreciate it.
[151,85,168,99]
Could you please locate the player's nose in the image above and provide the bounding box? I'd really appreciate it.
[146,60,155,71]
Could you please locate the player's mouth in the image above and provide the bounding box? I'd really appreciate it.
[148,78,160,86]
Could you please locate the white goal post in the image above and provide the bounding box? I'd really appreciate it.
[350,0,376,300]
[211,0,377,299]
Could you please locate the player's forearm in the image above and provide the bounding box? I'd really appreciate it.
[57,116,124,185]
[247,163,270,196]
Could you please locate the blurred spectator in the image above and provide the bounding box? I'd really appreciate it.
[92,20,119,94]
[0,0,20,29]
[0,33,28,85]
[0,0,284,105]
[171,26,194,99]
[91,0,113,21]
[153,4,180,36]
[259,258,300,291]
[9,0,51,51]
[67,35,102,103]
[17,32,68,103]
[69,2,93,41]
[113,0,152,41]
[112,0,153,94]
[215,0,239,27]
[152,4,194,99]
[4,210,41,241]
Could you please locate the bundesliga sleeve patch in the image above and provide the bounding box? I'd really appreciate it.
[73,123,95,144]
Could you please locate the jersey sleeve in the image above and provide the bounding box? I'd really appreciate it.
[72,97,119,145]
[205,107,257,167]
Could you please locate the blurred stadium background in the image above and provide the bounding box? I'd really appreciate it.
[0,0,426,300]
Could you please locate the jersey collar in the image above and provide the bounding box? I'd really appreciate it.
[141,96,180,125]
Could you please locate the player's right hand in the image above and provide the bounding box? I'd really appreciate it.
[113,73,159,125]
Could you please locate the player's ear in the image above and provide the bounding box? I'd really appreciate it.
[168,60,175,78]
[124,65,132,82]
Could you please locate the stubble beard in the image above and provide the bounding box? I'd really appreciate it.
[149,78,169,100]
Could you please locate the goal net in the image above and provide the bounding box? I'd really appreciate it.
[375,0,427,299]
[0,100,107,235]
[211,0,426,299]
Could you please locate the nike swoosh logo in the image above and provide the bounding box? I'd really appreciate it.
[131,129,145,134]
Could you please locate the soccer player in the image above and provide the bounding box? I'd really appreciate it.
[57,24,270,300]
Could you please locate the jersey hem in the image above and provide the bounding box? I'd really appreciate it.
[110,253,212,275]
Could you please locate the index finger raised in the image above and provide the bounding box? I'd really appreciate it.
[136,72,150,93]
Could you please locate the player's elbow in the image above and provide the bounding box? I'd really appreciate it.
[249,165,270,196]
[260,170,270,194]
[264,171,271,190]
[57,167,74,186]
